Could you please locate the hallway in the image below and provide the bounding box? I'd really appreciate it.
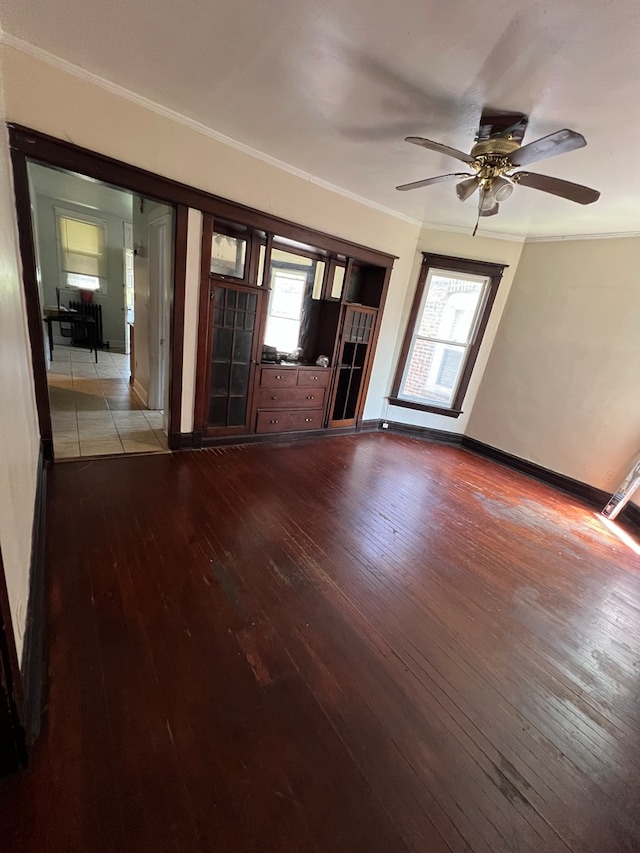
[47,345,168,458]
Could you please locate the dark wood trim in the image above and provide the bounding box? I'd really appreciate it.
[390,253,506,419]
[357,419,383,433]
[0,525,27,776]
[20,443,48,750]
[626,503,640,528]
[170,432,196,449]
[8,125,397,268]
[9,148,53,464]
[383,421,463,446]
[461,436,611,507]
[193,213,214,443]
[387,397,463,418]
[168,205,189,451]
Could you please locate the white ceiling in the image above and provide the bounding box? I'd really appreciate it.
[3,0,640,238]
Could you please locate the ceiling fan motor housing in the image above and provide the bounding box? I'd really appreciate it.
[470,137,521,159]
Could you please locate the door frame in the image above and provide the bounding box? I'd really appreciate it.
[9,127,190,458]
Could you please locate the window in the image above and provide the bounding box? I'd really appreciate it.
[390,253,506,417]
[56,210,108,292]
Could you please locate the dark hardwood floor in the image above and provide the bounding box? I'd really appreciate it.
[1,433,639,852]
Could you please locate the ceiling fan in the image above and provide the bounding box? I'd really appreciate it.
[396,111,600,231]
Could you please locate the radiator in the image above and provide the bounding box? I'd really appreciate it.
[68,300,108,349]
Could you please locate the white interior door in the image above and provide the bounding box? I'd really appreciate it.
[147,213,172,412]
[123,221,134,354]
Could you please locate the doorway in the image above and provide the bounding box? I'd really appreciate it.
[26,161,175,459]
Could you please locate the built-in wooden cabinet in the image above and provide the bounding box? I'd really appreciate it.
[195,213,393,445]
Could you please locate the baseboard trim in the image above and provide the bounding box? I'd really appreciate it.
[131,379,148,408]
[169,432,196,450]
[384,420,463,446]
[200,425,361,449]
[461,436,613,509]
[20,442,48,749]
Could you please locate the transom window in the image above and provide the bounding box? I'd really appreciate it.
[390,253,506,417]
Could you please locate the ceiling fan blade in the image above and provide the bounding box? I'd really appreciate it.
[456,177,479,201]
[396,172,472,192]
[507,129,586,167]
[514,171,600,204]
[405,136,475,164]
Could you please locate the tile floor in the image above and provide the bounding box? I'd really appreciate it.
[47,345,169,459]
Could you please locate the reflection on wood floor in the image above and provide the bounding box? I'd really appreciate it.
[1,434,639,852]
[47,345,168,457]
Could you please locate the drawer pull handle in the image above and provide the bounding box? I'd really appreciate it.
[306,395,314,400]
[270,395,278,400]
[305,417,312,422]
[270,419,279,424]
[311,376,318,380]
[275,375,283,380]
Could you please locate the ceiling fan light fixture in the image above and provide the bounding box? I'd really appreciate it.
[491,176,514,202]
[456,177,478,202]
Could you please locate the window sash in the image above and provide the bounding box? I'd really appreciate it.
[56,210,108,289]
[398,269,489,407]
[391,254,505,416]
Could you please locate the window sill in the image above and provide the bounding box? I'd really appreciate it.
[387,397,463,418]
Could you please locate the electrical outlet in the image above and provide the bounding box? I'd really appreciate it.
[382,422,389,429]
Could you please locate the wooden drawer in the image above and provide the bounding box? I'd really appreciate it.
[296,368,331,388]
[256,408,324,434]
[256,386,326,410]
[258,367,298,387]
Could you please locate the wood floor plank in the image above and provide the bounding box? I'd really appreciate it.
[1,434,639,851]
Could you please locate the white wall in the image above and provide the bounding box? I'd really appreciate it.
[468,236,640,493]
[0,45,41,660]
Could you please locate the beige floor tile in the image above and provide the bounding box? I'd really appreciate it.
[115,426,155,442]
[143,411,164,429]
[69,350,95,363]
[107,396,142,410]
[80,438,124,456]
[121,437,163,453]
[78,426,120,442]
[54,427,80,443]
[154,430,169,450]
[76,410,115,423]
[55,441,81,459]
[51,410,78,423]
[75,396,110,412]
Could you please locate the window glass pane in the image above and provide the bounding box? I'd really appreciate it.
[402,340,466,407]
[312,261,325,299]
[210,232,247,278]
[331,265,345,299]
[418,271,487,344]
[58,215,107,280]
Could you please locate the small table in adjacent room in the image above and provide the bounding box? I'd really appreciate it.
[43,311,98,363]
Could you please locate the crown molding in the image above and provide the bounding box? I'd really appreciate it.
[418,219,526,242]
[0,32,423,229]
[524,230,640,243]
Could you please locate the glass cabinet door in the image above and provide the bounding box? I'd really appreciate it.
[329,306,377,426]
[207,282,260,432]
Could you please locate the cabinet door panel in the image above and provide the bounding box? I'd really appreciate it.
[206,282,261,433]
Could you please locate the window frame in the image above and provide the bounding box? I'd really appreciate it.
[55,206,109,294]
[389,252,506,418]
